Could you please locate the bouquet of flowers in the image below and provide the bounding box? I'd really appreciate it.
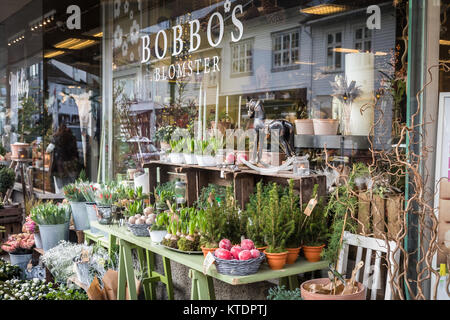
[63,183,86,202]
[79,183,98,203]
[1,233,35,254]
[95,185,118,206]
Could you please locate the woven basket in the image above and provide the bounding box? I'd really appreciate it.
[127,223,151,237]
[213,252,265,276]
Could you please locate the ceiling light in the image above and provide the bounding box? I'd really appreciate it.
[69,40,96,50]
[44,50,65,58]
[54,38,97,50]
[93,32,103,38]
[375,51,388,56]
[43,21,47,25]
[333,48,359,53]
[440,39,450,46]
[300,4,351,15]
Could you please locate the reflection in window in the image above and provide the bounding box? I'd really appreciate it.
[354,27,372,52]
[327,31,343,71]
[231,39,253,76]
[272,29,300,70]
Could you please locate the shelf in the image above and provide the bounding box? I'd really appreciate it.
[294,135,372,150]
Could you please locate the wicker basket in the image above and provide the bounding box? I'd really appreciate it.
[127,223,151,237]
[213,252,265,276]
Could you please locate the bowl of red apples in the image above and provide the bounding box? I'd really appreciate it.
[212,239,265,276]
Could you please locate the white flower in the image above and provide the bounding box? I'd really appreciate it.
[224,0,232,13]
[122,41,128,57]
[124,1,129,13]
[129,20,140,45]
[114,25,123,49]
[114,0,121,18]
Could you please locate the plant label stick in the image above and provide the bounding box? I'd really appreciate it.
[203,252,216,275]
[303,195,318,217]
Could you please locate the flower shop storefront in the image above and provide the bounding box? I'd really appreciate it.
[1,0,450,302]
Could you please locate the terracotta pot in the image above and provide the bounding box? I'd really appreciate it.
[313,119,339,135]
[295,119,314,135]
[264,250,288,270]
[301,278,366,300]
[201,246,217,257]
[256,246,268,253]
[303,244,325,262]
[286,247,301,264]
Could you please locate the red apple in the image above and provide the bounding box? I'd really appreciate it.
[239,250,252,261]
[219,239,232,251]
[250,249,260,259]
[215,248,232,260]
[230,246,242,260]
[226,153,236,165]
[241,239,255,251]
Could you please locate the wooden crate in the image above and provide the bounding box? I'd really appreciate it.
[0,204,24,243]
[357,193,403,240]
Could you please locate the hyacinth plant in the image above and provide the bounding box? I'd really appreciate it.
[1,233,35,254]
[23,216,39,234]
[30,202,71,225]
[63,183,86,203]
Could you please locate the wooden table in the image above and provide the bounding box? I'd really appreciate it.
[90,221,328,300]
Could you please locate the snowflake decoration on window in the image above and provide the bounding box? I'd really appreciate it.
[122,41,128,57]
[113,25,123,48]
[224,0,232,13]
[129,20,140,45]
[114,0,121,18]
[130,10,133,20]
[130,52,135,62]
[137,0,142,11]
[124,1,130,14]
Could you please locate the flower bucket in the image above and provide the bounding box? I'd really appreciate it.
[169,153,185,164]
[295,119,314,135]
[86,203,101,234]
[39,223,68,251]
[34,233,43,249]
[149,230,167,244]
[9,253,32,273]
[70,202,90,231]
[184,153,197,165]
[96,205,113,225]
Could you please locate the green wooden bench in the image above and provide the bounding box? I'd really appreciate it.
[90,221,328,300]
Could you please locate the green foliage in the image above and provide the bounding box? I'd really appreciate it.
[150,211,169,231]
[63,183,86,202]
[267,285,302,300]
[302,184,329,247]
[154,181,176,206]
[0,259,22,281]
[30,202,71,225]
[0,167,15,197]
[285,179,306,248]
[124,200,144,217]
[197,190,226,248]
[155,125,176,143]
[44,285,88,300]
[0,279,88,300]
[222,186,246,245]
[0,145,6,156]
[244,181,268,248]
[263,183,295,253]
[77,169,88,182]
[196,184,228,209]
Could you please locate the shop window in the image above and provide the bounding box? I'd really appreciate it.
[231,39,254,77]
[272,29,300,72]
[326,31,343,71]
[354,26,372,52]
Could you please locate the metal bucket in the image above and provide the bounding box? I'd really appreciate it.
[86,203,101,234]
[39,223,68,251]
[70,202,90,230]
[9,253,32,274]
[34,233,43,249]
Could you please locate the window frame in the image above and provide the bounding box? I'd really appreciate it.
[271,28,301,73]
[230,37,255,78]
[325,29,344,73]
[353,25,373,53]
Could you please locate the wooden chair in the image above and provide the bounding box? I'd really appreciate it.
[336,231,400,300]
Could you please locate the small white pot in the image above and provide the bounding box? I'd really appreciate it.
[149,230,168,244]
[197,155,216,167]
[183,153,197,165]
[169,153,185,164]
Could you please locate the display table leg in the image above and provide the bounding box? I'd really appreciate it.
[117,243,127,300]
[189,269,215,300]
[117,240,138,300]
[163,257,174,300]
[146,251,157,300]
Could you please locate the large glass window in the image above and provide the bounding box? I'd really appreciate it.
[326,31,343,71]
[231,39,253,76]
[272,29,300,71]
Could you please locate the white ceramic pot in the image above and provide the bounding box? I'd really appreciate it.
[183,153,197,165]
[169,153,185,164]
[149,230,168,244]
[295,119,314,135]
[199,155,216,167]
[313,119,339,135]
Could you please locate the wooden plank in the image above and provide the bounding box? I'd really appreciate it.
[358,192,371,235]
[372,195,385,239]
[386,195,403,240]
[185,169,197,207]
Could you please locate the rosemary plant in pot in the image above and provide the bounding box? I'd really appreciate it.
[30,202,71,251]
[263,183,295,270]
[302,185,329,262]
[245,181,268,251]
[284,179,305,264]
[63,183,90,231]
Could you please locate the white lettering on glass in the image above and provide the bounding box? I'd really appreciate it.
[367,5,381,30]
[172,25,183,56]
[155,30,168,59]
[66,5,81,30]
[207,12,224,47]
[189,19,201,52]
[231,5,244,42]
[141,35,151,63]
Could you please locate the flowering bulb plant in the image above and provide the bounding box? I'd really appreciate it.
[79,183,98,203]
[30,202,71,225]
[1,233,35,254]
[22,216,38,234]
[63,183,86,202]
[95,187,117,206]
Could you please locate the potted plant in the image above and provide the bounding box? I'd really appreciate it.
[262,183,295,270]
[154,182,176,213]
[0,166,15,203]
[22,216,41,249]
[195,140,216,167]
[1,233,35,272]
[155,125,175,151]
[149,211,169,243]
[284,180,305,264]
[63,183,90,231]
[168,139,185,164]
[294,104,314,135]
[302,185,329,262]
[198,190,226,256]
[30,202,71,251]
[245,181,268,251]
[210,135,225,165]
[94,185,117,225]
[183,137,197,165]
